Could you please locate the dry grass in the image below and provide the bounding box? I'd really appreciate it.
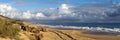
[0,16,21,39]
[0,25,19,38]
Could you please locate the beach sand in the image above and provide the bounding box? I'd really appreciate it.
[21,22,120,40]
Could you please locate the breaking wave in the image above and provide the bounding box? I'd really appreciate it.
[42,24,120,33]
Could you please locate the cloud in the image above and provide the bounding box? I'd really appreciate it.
[0,4,17,18]
[0,4,16,12]
[60,4,69,9]
[0,3,120,23]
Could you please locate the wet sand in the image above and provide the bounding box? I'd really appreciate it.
[85,31,120,36]
[56,27,120,36]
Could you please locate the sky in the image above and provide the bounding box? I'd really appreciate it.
[0,0,120,23]
[0,0,120,10]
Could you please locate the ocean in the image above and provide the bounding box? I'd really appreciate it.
[32,21,120,28]
[39,23,120,28]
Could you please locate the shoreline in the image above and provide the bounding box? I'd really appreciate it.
[23,22,120,40]
[54,27,120,36]
[55,28,120,40]
[39,24,120,36]
[41,24,120,32]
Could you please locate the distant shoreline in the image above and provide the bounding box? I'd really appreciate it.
[51,27,120,36]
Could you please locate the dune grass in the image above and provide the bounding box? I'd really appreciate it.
[0,25,19,38]
[0,18,21,39]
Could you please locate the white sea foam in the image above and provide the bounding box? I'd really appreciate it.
[42,24,120,33]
